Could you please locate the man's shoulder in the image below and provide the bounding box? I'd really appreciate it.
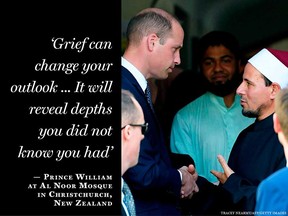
[121,67,137,89]
[176,92,211,115]
[259,169,288,198]
[263,168,288,186]
[121,66,132,79]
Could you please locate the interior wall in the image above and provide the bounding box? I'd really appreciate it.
[122,0,288,69]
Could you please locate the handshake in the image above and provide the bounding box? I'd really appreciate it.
[178,164,199,199]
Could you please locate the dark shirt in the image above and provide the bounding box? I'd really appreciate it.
[223,114,286,211]
[178,114,286,215]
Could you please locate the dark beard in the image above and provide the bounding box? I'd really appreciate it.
[207,72,241,97]
[242,105,263,118]
[242,109,259,118]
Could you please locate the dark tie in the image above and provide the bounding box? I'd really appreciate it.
[123,180,136,216]
[145,84,155,113]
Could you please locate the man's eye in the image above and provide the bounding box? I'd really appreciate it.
[203,60,213,66]
[222,59,232,63]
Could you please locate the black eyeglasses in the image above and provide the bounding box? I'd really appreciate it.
[121,122,148,135]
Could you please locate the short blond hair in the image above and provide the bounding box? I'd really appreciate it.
[275,88,288,141]
[121,89,141,127]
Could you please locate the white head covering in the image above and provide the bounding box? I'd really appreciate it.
[248,48,288,88]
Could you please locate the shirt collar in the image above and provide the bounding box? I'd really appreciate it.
[122,57,147,92]
[253,113,274,130]
[208,92,239,110]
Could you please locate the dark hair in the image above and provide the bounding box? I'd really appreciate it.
[263,76,272,86]
[197,30,241,63]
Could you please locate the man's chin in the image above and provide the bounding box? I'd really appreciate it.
[242,109,258,118]
[207,79,239,97]
[212,80,227,85]
[208,86,234,97]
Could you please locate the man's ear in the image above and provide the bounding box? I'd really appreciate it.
[273,113,282,134]
[270,83,281,99]
[122,125,132,140]
[147,33,158,51]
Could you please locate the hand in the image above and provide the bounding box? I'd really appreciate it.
[210,155,234,184]
[187,164,198,181]
[187,164,199,199]
[179,164,199,199]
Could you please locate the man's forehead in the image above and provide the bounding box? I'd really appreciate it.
[244,63,263,79]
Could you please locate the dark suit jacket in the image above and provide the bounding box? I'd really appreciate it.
[121,204,128,216]
[122,66,182,215]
